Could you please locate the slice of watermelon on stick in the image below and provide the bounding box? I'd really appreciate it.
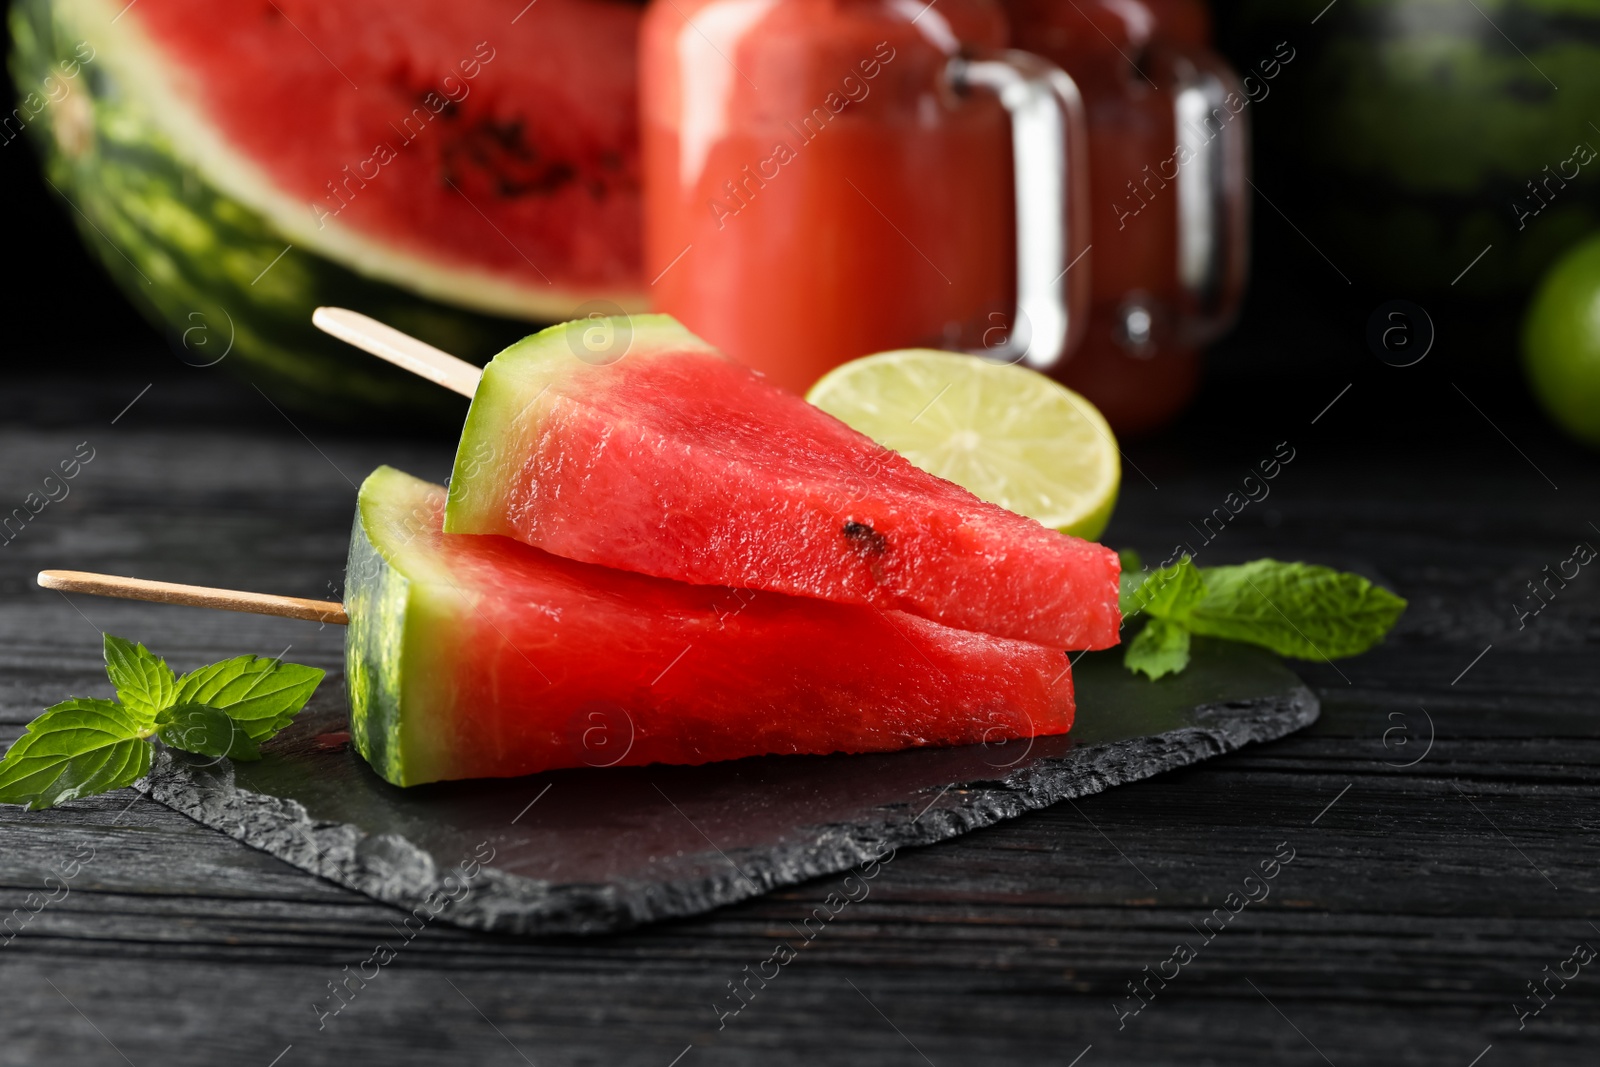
[313,309,1123,651]
[39,467,1074,787]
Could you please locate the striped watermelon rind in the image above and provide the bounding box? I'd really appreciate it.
[8,0,641,418]
[344,467,439,786]
[444,313,702,527]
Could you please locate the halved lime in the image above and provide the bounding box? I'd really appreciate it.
[807,349,1121,540]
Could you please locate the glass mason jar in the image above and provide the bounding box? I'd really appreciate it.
[641,0,1091,394]
[1004,0,1249,433]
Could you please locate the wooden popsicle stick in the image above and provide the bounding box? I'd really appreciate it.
[311,306,482,398]
[38,570,348,626]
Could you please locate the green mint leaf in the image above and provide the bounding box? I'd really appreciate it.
[1117,548,1143,573]
[1186,560,1407,660]
[1118,569,1148,616]
[102,634,176,722]
[1122,555,1205,620]
[1140,557,1206,620]
[155,703,261,761]
[0,699,152,810]
[1124,618,1192,680]
[173,656,324,742]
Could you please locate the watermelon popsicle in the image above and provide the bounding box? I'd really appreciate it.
[347,467,1073,785]
[42,466,1076,787]
[314,310,1122,650]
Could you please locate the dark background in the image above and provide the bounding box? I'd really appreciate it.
[0,6,1563,454]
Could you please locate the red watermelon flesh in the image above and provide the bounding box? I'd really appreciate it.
[445,317,1123,650]
[125,0,643,312]
[346,467,1075,787]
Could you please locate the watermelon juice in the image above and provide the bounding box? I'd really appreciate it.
[1004,0,1250,433]
[641,0,1020,395]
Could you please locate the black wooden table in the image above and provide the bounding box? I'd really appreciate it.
[2,359,1596,1067]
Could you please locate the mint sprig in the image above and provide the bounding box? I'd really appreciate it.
[155,704,262,761]
[172,656,323,742]
[103,634,176,718]
[0,635,323,810]
[1121,555,1406,679]
[1124,617,1192,680]
[1185,561,1409,659]
[0,699,152,810]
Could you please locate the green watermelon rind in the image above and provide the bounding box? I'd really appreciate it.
[445,314,710,529]
[1310,33,1600,192]
[1305,28,1600,291]
[346,466,467,788]
[344,487,408,786]
[7,0,635,417]
[1233,0,1600,296]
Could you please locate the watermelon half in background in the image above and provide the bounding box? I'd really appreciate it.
[7,0,646,418]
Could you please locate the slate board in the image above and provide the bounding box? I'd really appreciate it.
[137,638,1316,935]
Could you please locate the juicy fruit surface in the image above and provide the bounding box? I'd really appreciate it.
[9,0,641,417]
[447,318,1122,650]
[1523,233,1600,447]
[122,0,642,305]
[347,467,1075,787]
[807,349,1121,540]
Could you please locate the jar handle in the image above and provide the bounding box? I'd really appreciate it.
[949,51,1090,371]
[1164,46,1250,345]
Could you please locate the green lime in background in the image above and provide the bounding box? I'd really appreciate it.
[1524,234,1600,448]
